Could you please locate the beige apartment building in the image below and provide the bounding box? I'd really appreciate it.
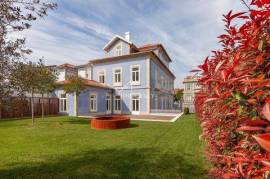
[182,75,200,113]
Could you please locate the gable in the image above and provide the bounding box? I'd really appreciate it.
[103,35,131,51]
[105,38,130,57]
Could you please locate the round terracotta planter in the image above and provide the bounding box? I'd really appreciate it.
[90,115,130,130]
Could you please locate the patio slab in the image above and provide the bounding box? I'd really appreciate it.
[130,113,183,122]
[78,112,183,122]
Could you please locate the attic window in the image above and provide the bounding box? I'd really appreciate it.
[114,45,122,56]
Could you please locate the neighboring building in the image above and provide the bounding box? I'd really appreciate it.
[182,75,200,113]
[173,88,183,110]
[53,32,176,116]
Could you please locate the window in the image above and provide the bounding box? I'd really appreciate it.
[59,93,67,112]
[113,68,122,86]
[131,65,140,85]
[155,95,158,109]
[186,95,192,102]
[186,83,192,91]
[114,95,121,112]
[165,96,168,109]
[114,45,122,56]
[131,94,140,112]
[90,94,97,112]
[106,95,111,113]
[98,70,105,83]
[161,96,164,109]
[78,69,87,78]
[161,75,164,88]
[58,69,65,81]
[155,67,158,88]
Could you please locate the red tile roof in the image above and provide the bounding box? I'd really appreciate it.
[138,44,172,62]
[58,63,75,69]
[89,51,175,79]
[56,79,113,89]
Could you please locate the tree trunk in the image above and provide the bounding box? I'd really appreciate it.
[31,91,34,125]
[41,93,44,120]
[0,98,2,120]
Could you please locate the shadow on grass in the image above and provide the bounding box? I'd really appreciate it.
[129,123,139,128]
[0,148,208,179]
[63,119,89,125]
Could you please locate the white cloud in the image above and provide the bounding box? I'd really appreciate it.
[8,0,246,87]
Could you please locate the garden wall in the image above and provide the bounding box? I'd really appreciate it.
[0,97,59,119]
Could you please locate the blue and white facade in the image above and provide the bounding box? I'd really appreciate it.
[54,32,175,116]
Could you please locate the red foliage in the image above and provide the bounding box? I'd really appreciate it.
[195,1,270,178]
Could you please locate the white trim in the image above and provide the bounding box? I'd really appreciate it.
[114,43,122,56]
[97,69,106,84]
[59,92,68,113]
[114,94,122,114]
[90,93,98,112]
[130,65,140,86]
[113,67,123,86]
[130,93,141,115]
[106,94,112,114]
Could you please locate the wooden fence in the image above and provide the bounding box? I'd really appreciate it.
[0,97,59,119]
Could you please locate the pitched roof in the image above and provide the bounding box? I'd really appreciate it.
[88,51,175,79]
[58,63,75,69]
[103,35,132,51]
[89,51,150,64]
[138,44,172,62]
[56,79,113,89]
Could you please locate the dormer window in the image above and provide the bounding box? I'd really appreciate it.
[114,45,122,56]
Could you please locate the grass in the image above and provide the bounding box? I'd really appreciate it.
[0,114,209,179]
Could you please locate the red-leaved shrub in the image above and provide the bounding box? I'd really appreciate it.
[194,0,270,178]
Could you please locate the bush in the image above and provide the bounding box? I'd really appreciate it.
[194,1,270,178]
[183,107,189,115]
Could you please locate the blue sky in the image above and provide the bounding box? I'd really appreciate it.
[15,0,246,87]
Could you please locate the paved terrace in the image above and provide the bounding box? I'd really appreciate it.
[78,113,183,122]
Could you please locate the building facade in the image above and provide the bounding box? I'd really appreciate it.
[182,75,200,113]
[53,32,175,116]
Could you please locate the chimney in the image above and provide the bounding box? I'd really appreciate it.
[125,32,131,42]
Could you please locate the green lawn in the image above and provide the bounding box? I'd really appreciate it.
[0,114,209,179]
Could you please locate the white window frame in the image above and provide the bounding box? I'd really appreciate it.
[130,93,140,114]
[98,69,106,84]
[59,92,67,112]
[106,94,112,114]
[113,67,122,86]
[90,93,98,112]
[130,65,140,85]
[114,44,122,56]
[114,95,121,114]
